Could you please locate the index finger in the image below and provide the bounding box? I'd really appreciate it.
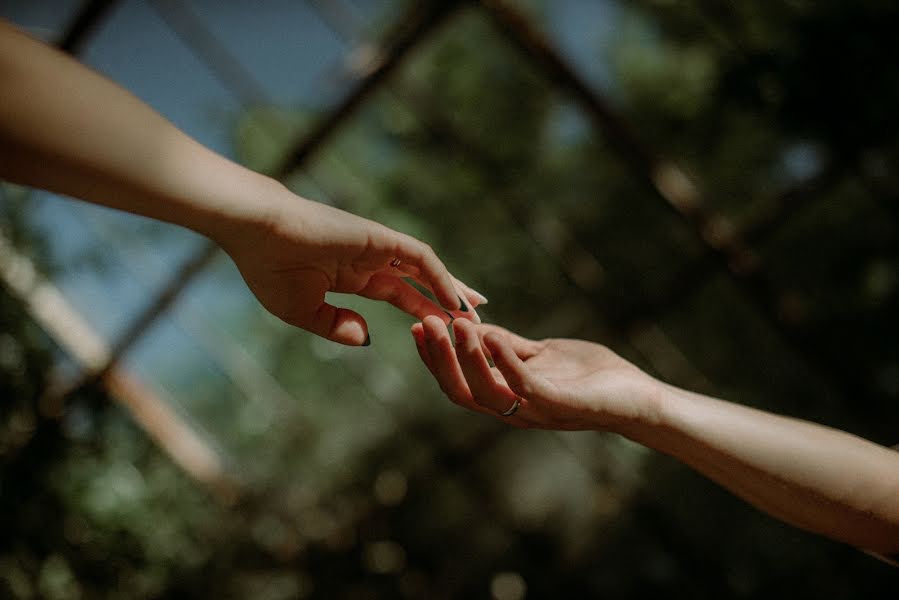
[452,319,520,414]
[393,236,461,312]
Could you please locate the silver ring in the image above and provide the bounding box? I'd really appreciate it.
[499,397,521,417]
[390,258,402,268]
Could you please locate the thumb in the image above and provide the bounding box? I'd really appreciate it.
[297,303,370,346]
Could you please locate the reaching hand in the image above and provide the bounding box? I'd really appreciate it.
[412,317,659,430]
[218,190,484,346]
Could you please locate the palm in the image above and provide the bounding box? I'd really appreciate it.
[516,339,650,429]
[413,318,656,432]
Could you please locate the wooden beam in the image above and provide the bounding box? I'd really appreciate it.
[0,230,239,500]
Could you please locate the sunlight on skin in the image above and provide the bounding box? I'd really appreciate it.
[0,20,485,346]
[414,316,899,556]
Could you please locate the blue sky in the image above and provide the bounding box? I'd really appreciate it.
[1,0,621,411]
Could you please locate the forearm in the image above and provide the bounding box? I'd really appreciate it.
[0,20,278,242]
[619,383,899,553]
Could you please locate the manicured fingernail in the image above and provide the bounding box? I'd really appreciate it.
[362,334,371,347]
[458,296,469,312]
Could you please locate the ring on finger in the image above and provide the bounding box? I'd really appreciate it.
[499,396,521,417]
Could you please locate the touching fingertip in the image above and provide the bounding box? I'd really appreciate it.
[422,314,446,334]
[441,290,462,312]
[423,314,443,327]
[452,318,471,336]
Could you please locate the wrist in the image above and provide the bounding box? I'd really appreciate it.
[605,376,675,441]
[195,171,296,253]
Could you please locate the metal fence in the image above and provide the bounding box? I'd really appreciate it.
[3,0,892,588]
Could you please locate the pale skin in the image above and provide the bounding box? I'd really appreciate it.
[6,14,896,558]
[413,316,899,556]
[0,20,484,346]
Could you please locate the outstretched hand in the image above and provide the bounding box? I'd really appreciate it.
[412,317,659,430]
[0,22,483,348]
[218,190,484,346]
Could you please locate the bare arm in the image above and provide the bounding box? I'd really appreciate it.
[632,385,899,554]
[0,20,483,344]
[0,19,256,238]
[414,317,899,555]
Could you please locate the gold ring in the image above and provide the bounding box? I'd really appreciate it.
[499,396,521,417]
[390,258,402,268]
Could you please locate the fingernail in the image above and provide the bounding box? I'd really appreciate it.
[362,334,371,347]
[472,291,489,305]
[457,296,469,312]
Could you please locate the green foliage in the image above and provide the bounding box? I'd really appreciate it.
[235,107,314,175]
[3,1,898,598]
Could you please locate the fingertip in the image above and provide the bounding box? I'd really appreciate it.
[451,317,466,333]
[452,317,477,341]
[422,314,447,338]
[422,314,445,328]
[483,332,503,351]
[454,307,482,325]
[442,292,462,313]
[453,277,488,308]
[331,308,369,346]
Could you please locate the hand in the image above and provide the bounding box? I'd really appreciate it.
[0,21,482,347]
[412,317,660,430]
[216,187,485,346]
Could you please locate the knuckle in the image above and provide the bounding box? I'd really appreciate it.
[461,343,481,361]
[517,376,539,397]
[385,285,403,305]
[422,245,441,265]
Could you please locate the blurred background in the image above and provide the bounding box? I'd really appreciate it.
[1,0,898,598]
